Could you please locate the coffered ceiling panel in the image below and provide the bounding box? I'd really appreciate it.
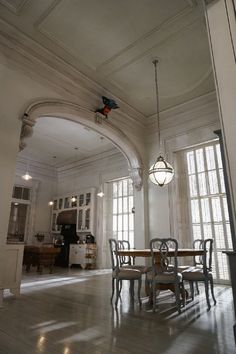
[38,0,189,70]
[109,21,214,115]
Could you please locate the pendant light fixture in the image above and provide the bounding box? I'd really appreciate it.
[149,59,174,186]
[97,137,105,198]
[22,158,32,181]
[48,156,56,206]
[97,173,105,198]
[71,147,78,204]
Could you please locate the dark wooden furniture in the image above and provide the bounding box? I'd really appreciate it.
[23,245,60,274]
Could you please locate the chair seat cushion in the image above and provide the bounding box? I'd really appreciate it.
[122,265,151,274]
[182,266,213,280]
[147,271,182,283]
[113,268,142,280]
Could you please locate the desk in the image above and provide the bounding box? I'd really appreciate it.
[117,248,204,299]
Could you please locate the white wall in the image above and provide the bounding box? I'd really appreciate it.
[146,92,220,244]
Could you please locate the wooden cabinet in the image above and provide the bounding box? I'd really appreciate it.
[69,244,97,269]
[50,188,96,236]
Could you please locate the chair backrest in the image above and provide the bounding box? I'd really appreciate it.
[193,239,203,266]
[193,238,213,273]
[118,240,132,266]
[108,238,119,272]
[202,238,213,273]
[150,238,178,275]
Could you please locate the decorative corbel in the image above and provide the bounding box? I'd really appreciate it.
[19,113,35,151]
[129,167,143,191]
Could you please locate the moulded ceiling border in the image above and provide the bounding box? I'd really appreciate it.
[19,100,144,191]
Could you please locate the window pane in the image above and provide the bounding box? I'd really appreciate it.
[123,179,128,196]
[189,175,197,197]
[211,197,222,222]
[117,231,122,241]
[128,179,133,194]
[216,144,223,169]
[226,223,233,249]
[192,225,201,240]
[219,169,226,193]
[113,198,117,214]
[113,183,118,198]
[13,186,22,199]
[118,181,122,197]
[223,197,229,221]
[217,252,229,280]
[203,223,212,238]
[187,151,195,174]
[214,224,225,249]
[201,198,210,222]
[118,198,123,213]
[22,188,30,200]
[208,170,219,194]
[128,196,133,213]
[123,197,128,213]
[123,230,128,241]
[191,200,200,223]
[129,214,134,231]
[205,146,215,170]
[198,173,207,196]
[129,231,134,248]
[113,216,117,233]
[123,214,128,231]
[118,215,122,231]
[195,149,204,172]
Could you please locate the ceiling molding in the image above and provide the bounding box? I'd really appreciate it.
[146,91,218,134]
[97,6,199,77]
[0,0,30,15]
[0,17,146,127]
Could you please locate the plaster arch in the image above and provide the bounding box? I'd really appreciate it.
[19,100,144,190]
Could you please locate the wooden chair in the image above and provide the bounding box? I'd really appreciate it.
[182,238,217,310]
[108,238,142,307]
[118,240,150,274]
[148,238,184,314]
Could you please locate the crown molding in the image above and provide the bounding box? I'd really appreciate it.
[146,91,218,133]
[0,17,146,128]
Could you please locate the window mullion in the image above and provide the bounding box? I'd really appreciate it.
[193,150,204,242]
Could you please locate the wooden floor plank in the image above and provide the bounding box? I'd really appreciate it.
[0,267,234,354]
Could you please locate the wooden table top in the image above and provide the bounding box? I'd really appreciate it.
[117,248,204,258]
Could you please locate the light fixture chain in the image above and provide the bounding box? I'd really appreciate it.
[153,59,161,155]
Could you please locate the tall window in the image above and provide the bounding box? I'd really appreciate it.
[8,185,31,242]
[186,141,233,283]
[111,177,134,247]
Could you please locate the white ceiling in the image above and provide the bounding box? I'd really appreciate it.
[0,0,215,165]
[19,117,116,166]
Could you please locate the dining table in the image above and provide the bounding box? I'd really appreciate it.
[116,248,205,300]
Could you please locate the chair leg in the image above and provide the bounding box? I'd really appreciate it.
[195,281,200,295]
[204,279,211,310]
[115,278,120,307]
[189,281,194,301]
[209,277,217,305]
[174,283,181,314]
[111,277,115,303]
[152,282,156,312]
[130,280,134,302]
[137,278,142,307]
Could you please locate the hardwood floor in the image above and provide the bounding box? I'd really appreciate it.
[0,267,235,354]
